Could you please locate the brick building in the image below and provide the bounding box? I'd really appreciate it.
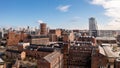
[68,45,97,68]
[49,29,62,37]
[61,43,70,68]
[40,23,48,35]
[6,31,29,46]
[66,35,108,68]
[24,46,63,68]
[91,48,108,68]
[77,36,97,46]
[114,58,120,68]
[5,44,64,68]
[5,49,26,60]
[37,51,63,68]
[49,29,62,42]
[17,42,30,51]
[49,34,57,42]
[62,31,75,42]
[6,32,20,46]
[31,35,49,45]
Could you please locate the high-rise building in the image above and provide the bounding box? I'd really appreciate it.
[89,17,98,37]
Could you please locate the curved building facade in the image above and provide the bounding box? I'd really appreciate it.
[40,23,47,35]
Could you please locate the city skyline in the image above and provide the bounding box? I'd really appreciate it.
[0,0,120,30]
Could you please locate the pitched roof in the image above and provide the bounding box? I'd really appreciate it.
[44,51,62,63]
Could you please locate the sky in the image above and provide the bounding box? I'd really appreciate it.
[0,0,120,30]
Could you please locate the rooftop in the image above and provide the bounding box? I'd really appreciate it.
[102,45,120,58]
[44,51,62,63]
[96,37,116,40]
[37,47,55,52]
[31,35,49,38]
[116,58,120,62]
[99,46,106,56]
[0,58,4,63]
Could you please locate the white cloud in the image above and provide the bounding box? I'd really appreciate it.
[37,20,44,23]
[91,0,120,30]
[57,5,71,12]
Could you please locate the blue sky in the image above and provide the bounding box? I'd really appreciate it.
[0,0,111,29]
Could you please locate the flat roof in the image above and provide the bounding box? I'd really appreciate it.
[102,46,119,57]
[37,47,54,52]
[96,37,116,40]
[102,44,117,46]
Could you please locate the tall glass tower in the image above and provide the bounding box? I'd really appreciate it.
[89,17,98,37]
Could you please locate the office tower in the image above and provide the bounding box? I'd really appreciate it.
[40,23,47,35]
[89,17,98,37]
